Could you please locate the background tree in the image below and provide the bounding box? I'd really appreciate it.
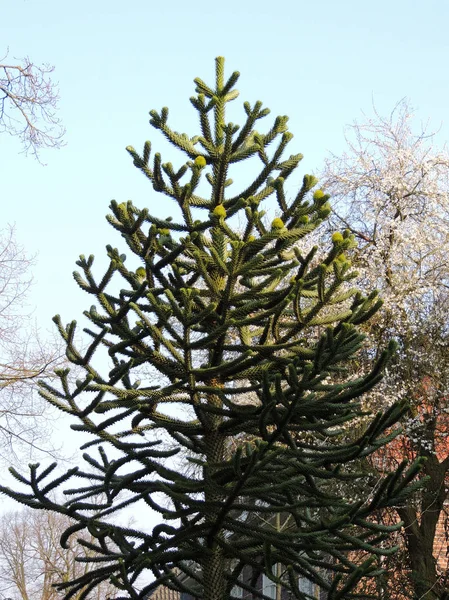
[0,48,65,159]
[0,224,62,463]
[0,507,118,600]
[320,99,449,600]
[1,58,421,600]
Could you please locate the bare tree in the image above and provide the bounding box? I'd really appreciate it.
[0,225,62,463]
[0,508,118,600]
[0,48,65,159]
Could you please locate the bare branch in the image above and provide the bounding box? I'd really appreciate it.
[0,48,65,161]
[0,508,119,600]
[0,225,65,464]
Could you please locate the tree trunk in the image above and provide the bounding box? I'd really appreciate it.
[397,454,448,600]
[403,525,441,600]
[203,381,226,600]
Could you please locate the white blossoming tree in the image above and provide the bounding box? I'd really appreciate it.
[321,99,449,600]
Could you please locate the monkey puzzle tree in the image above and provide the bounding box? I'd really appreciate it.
[0,58,421,600]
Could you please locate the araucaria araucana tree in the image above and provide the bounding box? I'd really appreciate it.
[0,58,422,600]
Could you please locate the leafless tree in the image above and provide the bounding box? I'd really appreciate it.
[0,508,118,600]
[0,48,65,160]
[0,225,62,463]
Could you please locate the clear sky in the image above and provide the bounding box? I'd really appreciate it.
[2,0,449,330]
[1,0,449,487]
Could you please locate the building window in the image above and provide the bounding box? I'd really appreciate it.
[231,570,244,598]
[262,571,277,599]
[299,576,319,599]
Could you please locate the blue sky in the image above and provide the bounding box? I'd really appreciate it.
[1,0,449,472]
[2,0,449,328]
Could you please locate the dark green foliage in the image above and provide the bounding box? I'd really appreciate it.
[0,58,422,600]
